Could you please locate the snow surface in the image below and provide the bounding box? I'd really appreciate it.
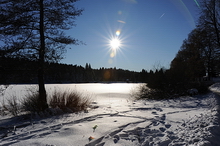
[0,83,220,146]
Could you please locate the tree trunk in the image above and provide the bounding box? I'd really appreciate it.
[38,0,48,111]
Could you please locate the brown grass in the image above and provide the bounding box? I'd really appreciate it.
[0,87,92,117]
[21,91,42,113]
[49,89,92,113]
[1,95,20,116]
[131,84,170,100]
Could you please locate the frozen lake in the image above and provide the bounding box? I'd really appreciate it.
[0,83,142,104]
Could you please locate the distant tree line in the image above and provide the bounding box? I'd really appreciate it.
[0,57,143,83]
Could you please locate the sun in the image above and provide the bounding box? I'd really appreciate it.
[110,38,121,49]
[103,29,125,60]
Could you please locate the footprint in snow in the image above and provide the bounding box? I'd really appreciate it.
[41,120,47,124]
[165,124,171,128]
[152,111,157,115]
[159,127,166,132]
[113,135,120,143]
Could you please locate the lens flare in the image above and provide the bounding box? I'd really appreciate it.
[194,0,200,8]
[108,59,113,64]
[118,11,122,15]
[116,30,121,36]
[110,51,116,58]
[170,0,195,28]
[117,20,126,24]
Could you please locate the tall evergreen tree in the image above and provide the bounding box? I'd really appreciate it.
[0,0,83,110]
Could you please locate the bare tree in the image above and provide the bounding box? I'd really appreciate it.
[198,0,220,48]
[197,0,220,76]
[0,0,83,111]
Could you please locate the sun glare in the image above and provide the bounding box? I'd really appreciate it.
[103,29,125,61]
[110,38,121,49]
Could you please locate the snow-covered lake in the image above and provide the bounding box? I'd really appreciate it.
[0,83,140,105]
[0,83,220,146]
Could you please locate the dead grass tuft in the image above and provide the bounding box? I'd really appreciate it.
[131,84,169,100]
[49,89,92,113]
[21,91,42,114]
[1,95,20,116]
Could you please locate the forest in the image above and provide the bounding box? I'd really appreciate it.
[0,57,142,83]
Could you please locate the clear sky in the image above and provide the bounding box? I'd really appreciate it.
[63,0,201,72]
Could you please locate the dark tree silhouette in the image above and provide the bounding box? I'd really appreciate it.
[170,0,220,81]
[0,0,83,111]
[198,0,220,49]
[197,0,220,77]
[170,29,206,82]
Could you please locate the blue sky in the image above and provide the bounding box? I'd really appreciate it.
[63,0,201,72]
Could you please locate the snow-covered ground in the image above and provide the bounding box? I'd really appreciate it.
[0,83,220,146]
